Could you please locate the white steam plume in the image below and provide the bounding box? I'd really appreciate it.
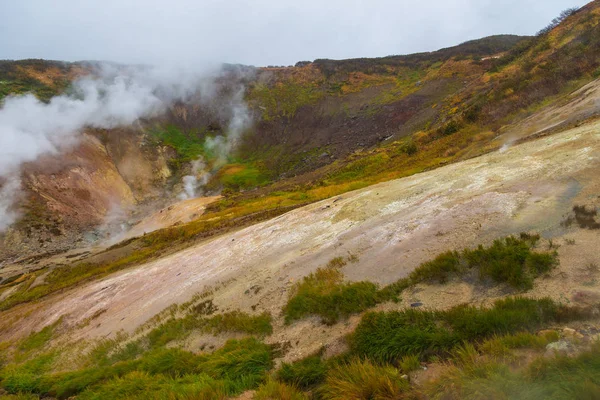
[0,62,224,231]
[178,83,252,199]
[178,158,210,200]
[0,178,21,232]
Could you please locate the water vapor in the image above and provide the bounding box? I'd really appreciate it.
[0,62,249,231]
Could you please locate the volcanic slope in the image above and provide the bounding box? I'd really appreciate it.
[1,114,598,359]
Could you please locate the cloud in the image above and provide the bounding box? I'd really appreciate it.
[0,0,589,66]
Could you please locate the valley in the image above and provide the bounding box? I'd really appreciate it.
[1,2,600,399]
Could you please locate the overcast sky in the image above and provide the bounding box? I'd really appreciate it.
[0,0,589,67]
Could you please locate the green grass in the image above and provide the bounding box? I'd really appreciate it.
[17,322,58,353]
[145,310,272,349]
[408,250,462,284]
[427,342,600,400]
[149,125,206,164]
[248,81,324,121]
[1,338,272,399]
[277,354,329,389]
[479,331,560,357]
[76,371,229,400]
[317,359,410,400]
[218,163,271,191]
[407,235,556,290]
[399,354,422,373]
[254,378,309,400]
[282,262,393,325]
[283,236,555,326]
[350,297,588,364]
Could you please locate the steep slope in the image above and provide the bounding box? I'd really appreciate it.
[2,1,600,309]
[2,5,600,399]
[2,116,599,344]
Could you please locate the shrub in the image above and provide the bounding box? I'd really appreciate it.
[318,359,410,400]
[277,354,328,389]
[439,120,462,136]
[464,236,556,289]
[400,141,418,156]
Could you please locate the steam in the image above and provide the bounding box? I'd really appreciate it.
[177,84,252,200]
[178,158,210,200]
[0,178,21,232]
[0,62,250,231]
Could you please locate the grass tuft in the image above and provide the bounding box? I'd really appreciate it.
[277,354,328,389]
[254,378,309,400]
[318,359,410,400]
[350,297,587,364]
[406,236,556,290]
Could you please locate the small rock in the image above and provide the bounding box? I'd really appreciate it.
[401,374,410,381]
[563,327,584,340]
[545,340,575,356]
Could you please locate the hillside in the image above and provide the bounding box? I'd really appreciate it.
[1,1,600,399]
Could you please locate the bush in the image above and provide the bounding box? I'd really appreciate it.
[465,237,556,290]
[439,120,462,136]
[318,359,410,400]
[400,142,418,156]
[277,355,328,389]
